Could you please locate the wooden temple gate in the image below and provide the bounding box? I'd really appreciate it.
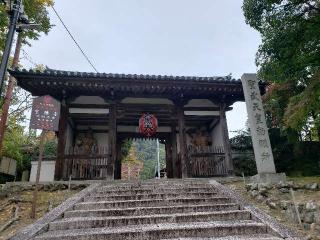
[11,69,248,180]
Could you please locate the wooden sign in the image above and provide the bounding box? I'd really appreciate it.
[30,95,60,131]
[29,95,60,218]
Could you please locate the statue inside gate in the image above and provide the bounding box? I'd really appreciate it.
[191,127,212,147]
[74,129,98,154]
[73,130,98,178]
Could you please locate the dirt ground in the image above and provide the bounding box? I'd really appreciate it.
[0,190,78,239]
[225,177,320,239]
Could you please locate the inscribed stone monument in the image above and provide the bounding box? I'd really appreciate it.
[241,74,285,183]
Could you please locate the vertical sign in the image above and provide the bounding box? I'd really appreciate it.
[241,74,276,174]
[29,95,61,218]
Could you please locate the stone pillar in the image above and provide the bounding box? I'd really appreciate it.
[107,103,117,180]
[55,102,68,180]
[219,104,234,175]
[241,73,285,183]
[177,106,187,178]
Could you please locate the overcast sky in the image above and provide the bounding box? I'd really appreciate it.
[20,0,261,137]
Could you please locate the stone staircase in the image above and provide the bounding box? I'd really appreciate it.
[26,179,294,240]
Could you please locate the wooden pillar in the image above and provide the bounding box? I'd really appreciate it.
[165,138,173,178]
[177,105,187,178]
[220,103,234,175]
[107,104,117,180]
[171,124,178,178]
[114,140,122,180]
[55,103,68,180]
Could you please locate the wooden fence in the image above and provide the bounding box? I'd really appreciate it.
[187,146,228,177]
[63,146,109,180]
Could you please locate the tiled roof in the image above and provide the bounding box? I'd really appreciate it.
[9,68,242,84]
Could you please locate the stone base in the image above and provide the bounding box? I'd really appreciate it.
[250,172,286,184]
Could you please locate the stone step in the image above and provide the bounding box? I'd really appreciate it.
[64,203,240,218]
[162,234,283,240]
[96,187,216,195]
[98,185,214,190]
[35,221,268,240]
[75,197,232,210]
[101,180,210,186]
[95,185,215,191]
[50,210,251,231]
[86,192,219,201]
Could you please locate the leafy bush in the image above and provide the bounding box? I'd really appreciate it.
[231,128,320,177]
[230,130,257,176]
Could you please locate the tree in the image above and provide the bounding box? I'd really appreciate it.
[0,0,54,109]
[133,139,165,180]
[0,1,54,156]
[230,130,257,176]
[243,0,320,139]
[0,0,54,49]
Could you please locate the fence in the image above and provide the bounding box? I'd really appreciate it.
[187,145,228,177]
[63,146,109,180]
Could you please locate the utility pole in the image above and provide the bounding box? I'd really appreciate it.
[0,0,23,95]
[0,1,38,155]
[0,33,22,155]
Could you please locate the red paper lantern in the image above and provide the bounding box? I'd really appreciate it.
[139,113,158,137]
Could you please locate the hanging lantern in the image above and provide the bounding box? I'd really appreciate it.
[139,113,158,137]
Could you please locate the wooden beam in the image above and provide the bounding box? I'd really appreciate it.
[77,129,109,133]
[220,103,234,175]
[165,139,173,178]
[114,141,122,180]
[171,124,178,178]
[69,113,108,118]
[107,104,117,180]
[177,105,188,178]
[69,103,109,108]
[117,103,175,110]
[55,103,68,180]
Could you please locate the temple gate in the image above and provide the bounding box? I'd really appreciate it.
[11,69,260,181]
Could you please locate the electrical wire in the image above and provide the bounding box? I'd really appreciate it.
[51,6,99,73]
[21,49,38,67]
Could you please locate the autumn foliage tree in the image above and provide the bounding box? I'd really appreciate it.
[243,0,320,140]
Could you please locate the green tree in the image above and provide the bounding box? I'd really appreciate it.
[230,130,257,176]
[243,0,320,139]
[0,0,54,49]
[0,1,54,175]
[133,139,165,180]
[2,116,26,161]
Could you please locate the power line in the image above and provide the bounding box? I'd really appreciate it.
[51,6,99,73]
[21,49,38,67]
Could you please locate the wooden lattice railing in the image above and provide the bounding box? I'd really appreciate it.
[63,146,109,180]
[187,145,228,177]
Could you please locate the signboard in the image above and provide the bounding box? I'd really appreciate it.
[30,95,61,131]
[29,95,61,218]
[0,157,17,176]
